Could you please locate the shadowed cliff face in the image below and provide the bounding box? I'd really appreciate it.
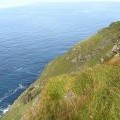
[1,21,120,120]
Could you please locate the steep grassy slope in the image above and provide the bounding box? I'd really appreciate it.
[22,64,120,120]
[1,21,120,120]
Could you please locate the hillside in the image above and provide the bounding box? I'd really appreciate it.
[1,21,120,120]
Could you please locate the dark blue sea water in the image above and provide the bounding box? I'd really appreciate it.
[0,2,120,114]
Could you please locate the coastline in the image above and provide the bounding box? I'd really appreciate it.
[1,21,120,120]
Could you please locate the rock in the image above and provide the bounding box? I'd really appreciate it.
[71,57,77,63]
[111,44,118,53]
[111,40,120,54]
[115,53,120,57]
[100,58,104,63]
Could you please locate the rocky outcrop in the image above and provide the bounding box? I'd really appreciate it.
[111,40,120,54]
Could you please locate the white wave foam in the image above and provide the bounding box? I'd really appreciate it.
[0,84,26,104]
[26,70,38,76]
[15,67,22,71]
[0,84,26,115]
[2,105,10,114]
[14,67,38,76]
[18,84,25,89]
[10,84,26,95]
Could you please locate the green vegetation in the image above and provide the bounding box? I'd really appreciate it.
[1,21,120,120]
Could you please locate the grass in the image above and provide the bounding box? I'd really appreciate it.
[21,64,120,120]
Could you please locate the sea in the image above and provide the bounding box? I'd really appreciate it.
[0,2,120,114]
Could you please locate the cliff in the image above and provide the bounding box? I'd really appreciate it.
[1,21,120,120]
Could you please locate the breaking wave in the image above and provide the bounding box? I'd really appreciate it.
[0,84,26,114]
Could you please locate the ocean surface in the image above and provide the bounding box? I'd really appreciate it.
[0,2,120,114]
